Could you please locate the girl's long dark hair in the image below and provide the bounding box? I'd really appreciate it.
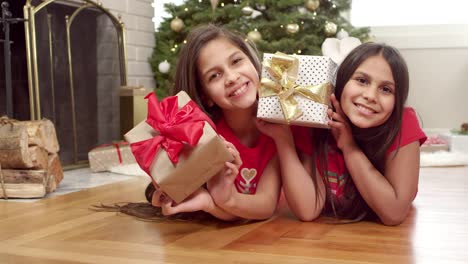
[313,42,409,220]
[171,23,261,122]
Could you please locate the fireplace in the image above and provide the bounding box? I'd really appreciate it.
[0,0,128,167]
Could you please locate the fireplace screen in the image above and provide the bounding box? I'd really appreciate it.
[23,0,127,166]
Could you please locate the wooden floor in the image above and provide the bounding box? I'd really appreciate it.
[1,166,467,264]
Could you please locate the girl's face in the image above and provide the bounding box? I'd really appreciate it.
[197,37,259,111]
[340,55,396,128]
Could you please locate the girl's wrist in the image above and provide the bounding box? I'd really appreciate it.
[341,141,359,154]
[204,196,216,214]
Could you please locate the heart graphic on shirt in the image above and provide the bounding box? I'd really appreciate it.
[241,168,257,183]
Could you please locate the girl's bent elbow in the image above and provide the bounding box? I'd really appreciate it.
[380,213,407,226]
[296,210,320,222]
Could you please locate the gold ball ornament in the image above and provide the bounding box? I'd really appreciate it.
[305,0,320,11]
[242,6,254,16]
[170,17,184,32]
[286,23,300,34]
[324,21,337,36]
[247,30,262,42]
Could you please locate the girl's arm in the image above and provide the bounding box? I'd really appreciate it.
[329,95,419,225]
[339,140,420,226]
[207,155,281,220]
[153,187,239,221]
[256,120,326,221]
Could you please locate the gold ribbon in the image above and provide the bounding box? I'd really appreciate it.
[260,52,333,123]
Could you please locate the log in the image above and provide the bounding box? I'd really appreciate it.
[46,175,57,193]
[0,165,47,198]
[0,183,46,198]
[30,146,49,170]
[22,119,60,153]
[46,154,63,193]
[0,169,47,184]
[0,123,33,168]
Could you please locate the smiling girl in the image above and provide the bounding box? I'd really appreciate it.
[282,42,427,225]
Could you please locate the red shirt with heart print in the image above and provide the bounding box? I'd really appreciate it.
[216,118,277,194]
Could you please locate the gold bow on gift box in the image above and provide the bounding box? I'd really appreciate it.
[260,52,333,123]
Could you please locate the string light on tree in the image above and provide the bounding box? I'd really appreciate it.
[170,17,184,32]
[158,60,170,74]
[305,0,320,11]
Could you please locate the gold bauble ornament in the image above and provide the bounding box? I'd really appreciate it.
[286,23,300,34]
[324,21,337,36]
[242,6,254,16]
[305,0,320,11]
[170,17,184,32]
[247,30,262,42]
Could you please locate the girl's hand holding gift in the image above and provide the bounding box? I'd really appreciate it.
[207,138,242,207]
[327,93,358,152]
[255,119,293,145]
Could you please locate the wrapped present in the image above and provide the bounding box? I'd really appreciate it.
[440,133,468,154]
[257,52,337,128]
[124,91,233,203]
[88,142,136,172]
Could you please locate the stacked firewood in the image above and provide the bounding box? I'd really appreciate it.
[0,116,63,199]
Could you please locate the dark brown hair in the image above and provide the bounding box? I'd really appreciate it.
[312,42,409,220]
[171,23,262,122]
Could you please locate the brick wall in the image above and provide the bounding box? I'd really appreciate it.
[99,0,155,89]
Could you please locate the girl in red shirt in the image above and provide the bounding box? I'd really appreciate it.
[148,24,281,221]
[259,43,426,225]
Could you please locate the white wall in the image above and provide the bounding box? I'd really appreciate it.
[99,0,155,89]
[372,25,468,133]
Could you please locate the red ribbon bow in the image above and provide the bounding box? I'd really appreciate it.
[130,92,215,175]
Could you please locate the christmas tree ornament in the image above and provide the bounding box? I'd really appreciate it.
[298,6,307,14]
[210,0,219,11]
[242,6,254,16]
[256,4,266,10]
[250,10,262,19]
[324,21,337,36]
[286,23,300,34]
[247,30,262,42]
[158,60,171,74]
[336,29,349,40]
[170,17,184,32]
[305,0,320,11]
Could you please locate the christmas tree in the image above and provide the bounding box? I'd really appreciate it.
[151,0,370,98]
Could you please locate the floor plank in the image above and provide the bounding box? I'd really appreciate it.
[0,166,467,263]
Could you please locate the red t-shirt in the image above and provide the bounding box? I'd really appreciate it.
[216,118,277,195]
[294,107,427,215]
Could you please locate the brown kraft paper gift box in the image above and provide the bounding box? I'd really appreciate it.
[124,91,233,204]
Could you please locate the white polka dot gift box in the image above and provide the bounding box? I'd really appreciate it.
[257,52,337,128]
